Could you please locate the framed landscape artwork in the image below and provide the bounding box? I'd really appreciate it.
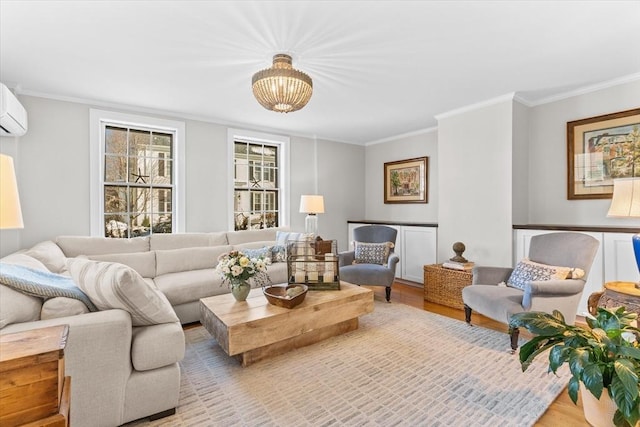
[384,156,428,204]
[567,108,640,200]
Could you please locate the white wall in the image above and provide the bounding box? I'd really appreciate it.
[0,95,365,256]
[437,99,514,266]
[364,130,438,223]
[528,80,640,227]
[512,100,530,224]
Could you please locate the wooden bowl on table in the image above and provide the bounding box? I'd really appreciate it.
[263,284,308,309]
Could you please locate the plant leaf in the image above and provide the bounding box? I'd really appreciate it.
[610,375,638,420]
[567,376,579,404]
[618,345,640,361]
[614,359,639,401]
[568,348,590,378]
[582,363,604,399]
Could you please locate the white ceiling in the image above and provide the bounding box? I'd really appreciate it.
[1,1,639,145]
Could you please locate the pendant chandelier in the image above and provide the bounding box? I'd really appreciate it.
[252,54,313,113]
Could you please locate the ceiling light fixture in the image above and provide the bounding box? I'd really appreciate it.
[252,54,313,113]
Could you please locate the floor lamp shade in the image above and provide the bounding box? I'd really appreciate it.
[0,154,24,229]
[607,177,640,285]
[299,195,324,236]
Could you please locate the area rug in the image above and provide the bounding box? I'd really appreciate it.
[127,301,569,426]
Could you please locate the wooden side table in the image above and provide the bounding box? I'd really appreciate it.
[0,325,71,427]
[588,281,640,316]
[423,264,473,310]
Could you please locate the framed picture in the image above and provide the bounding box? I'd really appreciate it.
[384,156,428,204]
[567,108,640,200]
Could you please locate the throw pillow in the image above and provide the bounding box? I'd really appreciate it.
[271,245,287,263]
[353,241,394,265]
[241,246,273,263]
[41,297,90,320]
[67,258,179,326]
[0,263,97,312]
[0,285,42,329]
[507,258,572,290]
[25,240,69,274]
[277,231,315,258]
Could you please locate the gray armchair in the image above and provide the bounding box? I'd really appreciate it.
[339,225,399,302]
[462,232,599,352]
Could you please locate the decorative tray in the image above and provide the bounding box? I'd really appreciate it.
[263,284,308,309]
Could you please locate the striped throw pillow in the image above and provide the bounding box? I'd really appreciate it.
[67,258,178,326]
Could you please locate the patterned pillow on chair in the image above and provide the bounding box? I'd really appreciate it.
[507,258,572,290]
[353,241,394,265]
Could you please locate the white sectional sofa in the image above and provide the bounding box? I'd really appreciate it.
[0,228,291,427]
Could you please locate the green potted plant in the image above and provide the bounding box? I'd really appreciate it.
[510,307,640,427]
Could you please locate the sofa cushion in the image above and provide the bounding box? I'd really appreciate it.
[89,252,156,278]
[226,228,279,245]
[25,241,69,274]
[237,246,273,263]
[507,258,572,290]
[0,284,42,329]
[56,236,150,257]
[149,232,227,250]
[155,246,232,276]
[1,252,50,271]
[131,322,185,371]
[154,269,223,306]
[67,258,178,326]
[41,297,90,320]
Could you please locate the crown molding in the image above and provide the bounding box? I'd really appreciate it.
[434,92,517,121]
[523,72,640,107]
[365,126,438,146]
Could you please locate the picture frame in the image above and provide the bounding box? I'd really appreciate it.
[567,108,640,200]
[384,156,428,204]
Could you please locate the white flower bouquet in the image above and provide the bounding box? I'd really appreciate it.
[216,250,269,287]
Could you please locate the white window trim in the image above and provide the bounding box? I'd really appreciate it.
[90,109,186,237]
[227,128,290,231]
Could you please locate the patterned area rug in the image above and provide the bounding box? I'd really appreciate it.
[127,301,569,426]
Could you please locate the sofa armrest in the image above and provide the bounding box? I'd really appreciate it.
[339,251,355,267]
[387,253,400,270]
[1,309,133,427]
[471,266,513,285]
[522,279,585,310]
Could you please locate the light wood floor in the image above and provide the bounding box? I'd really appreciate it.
[365,281,588,427]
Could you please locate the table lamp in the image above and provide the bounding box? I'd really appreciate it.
[299,195,324,236]
[607,177,640,288]
[0,154,24,229]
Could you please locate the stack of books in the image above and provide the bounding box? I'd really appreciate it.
[442,261,475,271]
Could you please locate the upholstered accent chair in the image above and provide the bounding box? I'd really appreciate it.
[339,225,400,302]
[462,232,599,352]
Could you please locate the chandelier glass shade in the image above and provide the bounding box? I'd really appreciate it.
[252,54,313,113]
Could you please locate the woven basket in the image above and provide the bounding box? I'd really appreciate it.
[423,264,473,310]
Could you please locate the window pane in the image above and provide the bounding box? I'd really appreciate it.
[234,142,247,156]
[263,167,277,188]
[129,129,151,156]
[129,157,151,184]
[263,146,277,165]
[130,214,151,237]
[151,158,172,184]
[235,160,248,188]
[129,187,151,213]
[105,156,127,182]
[104,214,129,238]
[105,126,127,155]
[104,186,127,213]
[152,214,172,234]
[264,212,278,228]
[152,133,172,153]
[153,188,172,213]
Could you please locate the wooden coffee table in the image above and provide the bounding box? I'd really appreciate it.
[199,282,374,366]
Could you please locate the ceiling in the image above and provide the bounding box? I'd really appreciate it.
[1,1,639,145]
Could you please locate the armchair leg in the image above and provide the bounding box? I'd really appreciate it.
[464,304,472,325]
[385,287,391,302]
[510,327,520,354]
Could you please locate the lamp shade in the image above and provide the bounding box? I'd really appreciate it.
[0,154,24,229]
[299,195,324,214]
[607,178,640,218]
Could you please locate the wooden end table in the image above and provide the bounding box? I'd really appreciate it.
[199,282,374,367]
[0,325,71,427]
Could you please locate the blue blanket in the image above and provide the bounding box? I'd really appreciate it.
[0,263,97,312]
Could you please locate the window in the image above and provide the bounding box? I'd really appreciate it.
[228,129,289,231]
[90,110,185,238]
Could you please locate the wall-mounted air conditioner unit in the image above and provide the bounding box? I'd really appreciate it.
[0,83,28,136]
